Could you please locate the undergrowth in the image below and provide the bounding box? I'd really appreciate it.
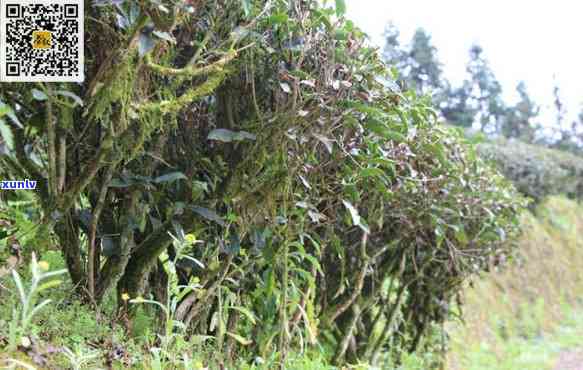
[0,240,441,369]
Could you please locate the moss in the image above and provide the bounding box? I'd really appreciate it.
[138,69,229,114]
[144,50,237,78]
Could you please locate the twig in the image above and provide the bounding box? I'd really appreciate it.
[369,282,407,364]
[182,255,234,327]
[187,28,213,66]
[323,233,369,326]
[58,134,66,193]
[334,304,361,364]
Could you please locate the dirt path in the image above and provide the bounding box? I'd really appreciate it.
[554,349,583,370]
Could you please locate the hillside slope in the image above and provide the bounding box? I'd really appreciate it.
[447,196,583,369]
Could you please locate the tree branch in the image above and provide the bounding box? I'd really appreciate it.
[85,13,149,99]
[144,50,237,77]
[87,165,114,299]
[58,131,114,212]
[45,85,58,199]
[135,70,229,114]
[95,189,140,301]
[323,233,369,327]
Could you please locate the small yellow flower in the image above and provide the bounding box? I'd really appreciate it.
[121,293,130,301]
[38,261,50,271]
[185,234,196,244]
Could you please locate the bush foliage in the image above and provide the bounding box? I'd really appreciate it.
[0,0,524,366]
[477,139,583,202]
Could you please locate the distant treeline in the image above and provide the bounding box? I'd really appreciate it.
[381,23,583,155]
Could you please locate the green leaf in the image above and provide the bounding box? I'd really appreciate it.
[191,206,226,226]
[334,29,348,41]
[226,332,253,346]
[360,168,385,179]
[240,0,252,17]
[152,30,176,43]
[0,119,14,151]
[342,200,360,226]
[301,253,324,275]
[366,119,406,142]
[55,90,83,106]
[223,233,241,255]
[11,270,26,305]
[343,100,387,117]
[37,280,62,293]
[153,171,187,184]
[29,299,52,320]
[335,0,346,16]
[208,129,256,142]
[312,9,332,30]
[138,33,156,56]
[0,101,22,128]
[229,306,257,324]
[266,13,289,25]
[31,89,48,101]
[455,228,469,245]
[109,178,132,188]
[101,236,118,257]
[42,269,68,280]
[342,200,370,234]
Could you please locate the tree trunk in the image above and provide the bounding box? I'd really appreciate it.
[55,212,85,288]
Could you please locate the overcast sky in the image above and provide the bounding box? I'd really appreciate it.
[344,0,583,124]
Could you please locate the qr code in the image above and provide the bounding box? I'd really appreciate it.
[0,0,84,82]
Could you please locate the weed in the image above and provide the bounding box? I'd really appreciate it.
[7,252,66,351]
[60,344,100,370]
[128,232,204,368]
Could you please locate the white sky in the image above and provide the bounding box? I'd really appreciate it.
[345,0,583,124]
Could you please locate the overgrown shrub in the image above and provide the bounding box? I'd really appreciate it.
[0,0,524,366]
[477,139,583,201]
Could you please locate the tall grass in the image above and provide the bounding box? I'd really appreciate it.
[447,196,583,369]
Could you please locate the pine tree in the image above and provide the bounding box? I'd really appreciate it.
[501,81,539,141]
[440,81,477,127]
[552,83,583,154]
[465,44,506,133]
[382,22,404,66]
[406,28,443,96]
[381,25,443,98]
[551,82,570,149]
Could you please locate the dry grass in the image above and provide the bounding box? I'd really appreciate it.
[446,196,583,369]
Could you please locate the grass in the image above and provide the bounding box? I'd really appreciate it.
[448,307,583,370]
[446,196,583,370]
